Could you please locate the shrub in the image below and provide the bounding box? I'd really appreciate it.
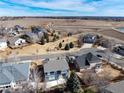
[69,42,74,48]
[64,44,70,50]
[59,43,62,48]
[44,32,49,43]
[40,37,45,45]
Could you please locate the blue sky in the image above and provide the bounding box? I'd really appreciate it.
[0,0,124,16]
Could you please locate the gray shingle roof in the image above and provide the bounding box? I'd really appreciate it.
[0,63,30,87]
[119,46,124,50]
[43,57,69,73]
[83,34,98,43]
[75,52,101,69]
[7,37,24,46]
[32,27,47,34]
[25,32,40,43]
[0,39,6,42]
[0,73,11,85]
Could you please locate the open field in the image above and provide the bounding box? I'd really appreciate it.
[1,18,124,27]
[0,18,124,40]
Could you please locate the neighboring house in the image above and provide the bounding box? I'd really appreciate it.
[21,27,47,43]
[102,80,124,93]
[113,45,124,56]
[99,39,111,48]
[3,26,24,37]
[14,25,24,33]
[43,57,69,82]
[0,28,6,36]
[22,32,40,43]
[31,26,46,39]
[2,27,18,37]
[68,52,101,71]
[7,37,27,48]
[0,63,30,88]
[31,26,47,34]
[83,34,99,44]
[0,39,7,51]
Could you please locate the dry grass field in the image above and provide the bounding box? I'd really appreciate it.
[1,18,124,27]
[97,64,122,80]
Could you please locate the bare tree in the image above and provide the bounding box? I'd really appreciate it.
[81,70,109,88]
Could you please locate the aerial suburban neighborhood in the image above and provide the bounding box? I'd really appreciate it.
[0,17,124,93]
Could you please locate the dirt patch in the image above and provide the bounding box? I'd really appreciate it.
[97,64,122,80]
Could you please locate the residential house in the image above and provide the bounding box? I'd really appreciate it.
[102,80,124,93]
[20,27,47,44]
[31,26,47,33]
[0,27,6,36]
[31,26,46,39]
[14,25,24,33]
[43,57,69,82]
[0,39,7,51]
[113,45,124,56]
[68,52,101,71]
[99,39,111,48]
[5,27,18,37]
[83,34,99,44]
[0,63,30,89]
[7,37,27,48]
[43,57,69,88]
[22,32,40,43]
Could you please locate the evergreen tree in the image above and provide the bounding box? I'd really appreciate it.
[40,37,45,45]
[67,32,72,37]
[64,44,70,50]
[77,40,82,48]
[56,35,59,39]
[66,71,82,93]
[69,42,74,48]
[31,26,34,32]
[59,42,62,48]
[44,32,49,43]
[52,34,57,42]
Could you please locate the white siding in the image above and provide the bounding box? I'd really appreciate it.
[15,38,26,46]
[0,42,7,51]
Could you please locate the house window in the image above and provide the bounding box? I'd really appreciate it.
[46,76,56,81]
[18,43,21,45]
[49,76,56,81]
[50,71,55,75]
[20,41,22,43]
[62,73,67,78]
[45,72,47,75]
[45,77,49,81]
[62,70,67,74]
[5,86,11,88]
[57,71,61,74]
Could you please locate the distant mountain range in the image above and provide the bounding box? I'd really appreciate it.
[0,16,124,21]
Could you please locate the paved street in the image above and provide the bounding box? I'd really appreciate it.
[0,48,96,63]
[0,48,124,69]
